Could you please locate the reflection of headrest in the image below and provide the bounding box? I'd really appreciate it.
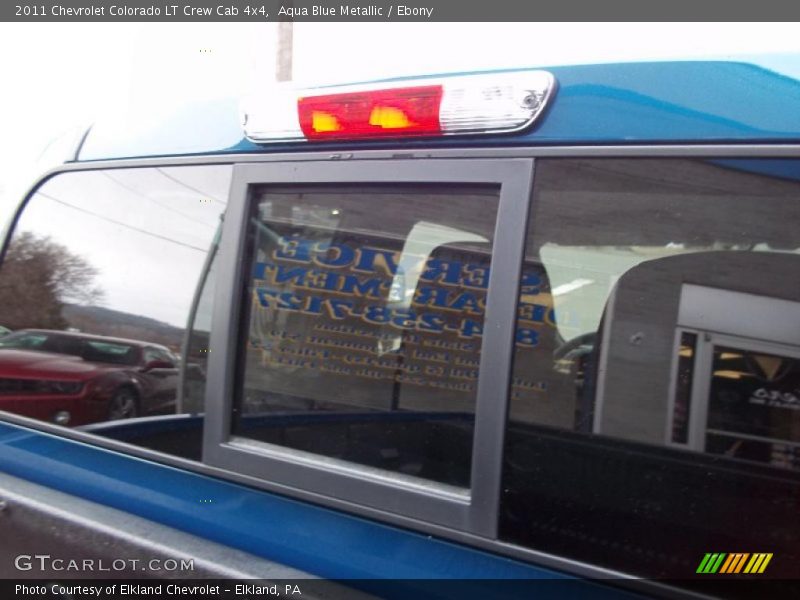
[44,337,83,357]
[81,347,105,362]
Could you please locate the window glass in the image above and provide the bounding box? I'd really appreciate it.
[182,237,219,418]
[142,346,175,365]
[82,341,139,365]
[707,344,800,466]
[0,332,48,349]
[0,166,230,460]
[501,159,800,579]
[233,183,500,488]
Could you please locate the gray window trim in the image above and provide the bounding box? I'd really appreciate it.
[202,159,534,536]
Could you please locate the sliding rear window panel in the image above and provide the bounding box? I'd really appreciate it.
[203,158,534,535]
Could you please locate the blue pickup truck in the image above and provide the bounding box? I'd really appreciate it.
[1,59,799,599]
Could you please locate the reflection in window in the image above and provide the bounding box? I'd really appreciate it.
[501,158,800,580]
[0,166,230,461]
[233,184,500,488]
[671,331,697,444]
[707,345,800,470]
[182,229,220,418]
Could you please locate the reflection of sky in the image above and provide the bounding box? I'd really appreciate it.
[14,166,230,328]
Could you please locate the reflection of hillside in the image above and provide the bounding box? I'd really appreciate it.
[62,304,184,351]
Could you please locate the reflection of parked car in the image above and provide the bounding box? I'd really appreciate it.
[0,326,11,337]
[0,329,179,426]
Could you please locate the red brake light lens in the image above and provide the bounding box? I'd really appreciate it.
[298,85,444,140]
[242,71,556,143]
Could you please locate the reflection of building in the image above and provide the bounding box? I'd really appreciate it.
[528,158,800,472]
[502,157,800,579]
[598,256,800,469]
[240,185,501,419]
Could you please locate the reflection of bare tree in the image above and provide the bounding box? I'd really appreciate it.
[0,232,103,330]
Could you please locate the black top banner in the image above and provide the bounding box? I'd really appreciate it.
[3,0,800,21]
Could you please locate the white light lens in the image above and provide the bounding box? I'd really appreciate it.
[439,71,556,134]
[241,85,304,142]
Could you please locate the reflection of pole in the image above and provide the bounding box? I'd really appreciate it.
[178,217,222,416]
[390,362,402,411]
[276,21,293,82]
[390,333,406,411]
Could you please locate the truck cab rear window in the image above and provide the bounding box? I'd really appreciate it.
[233,183,500,487]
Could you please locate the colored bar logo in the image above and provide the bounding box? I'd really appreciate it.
[696,553,773,574]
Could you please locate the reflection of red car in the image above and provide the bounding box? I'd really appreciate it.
[0,329,179,426]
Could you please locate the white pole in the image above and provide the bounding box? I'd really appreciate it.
[276,21,293,82]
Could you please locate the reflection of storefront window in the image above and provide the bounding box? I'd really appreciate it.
[671,332,696,444]
[706,345,800,470]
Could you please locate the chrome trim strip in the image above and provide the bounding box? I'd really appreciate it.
[230,437,470,503]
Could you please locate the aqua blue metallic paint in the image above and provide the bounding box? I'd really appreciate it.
[0,420,644,597]
[709,158,800,181]
[0,420,585,584]
[78,60,800,161]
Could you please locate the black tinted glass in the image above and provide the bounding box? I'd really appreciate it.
[232,183,500,487]
[501,158,800,580]
[0,166,230,460]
